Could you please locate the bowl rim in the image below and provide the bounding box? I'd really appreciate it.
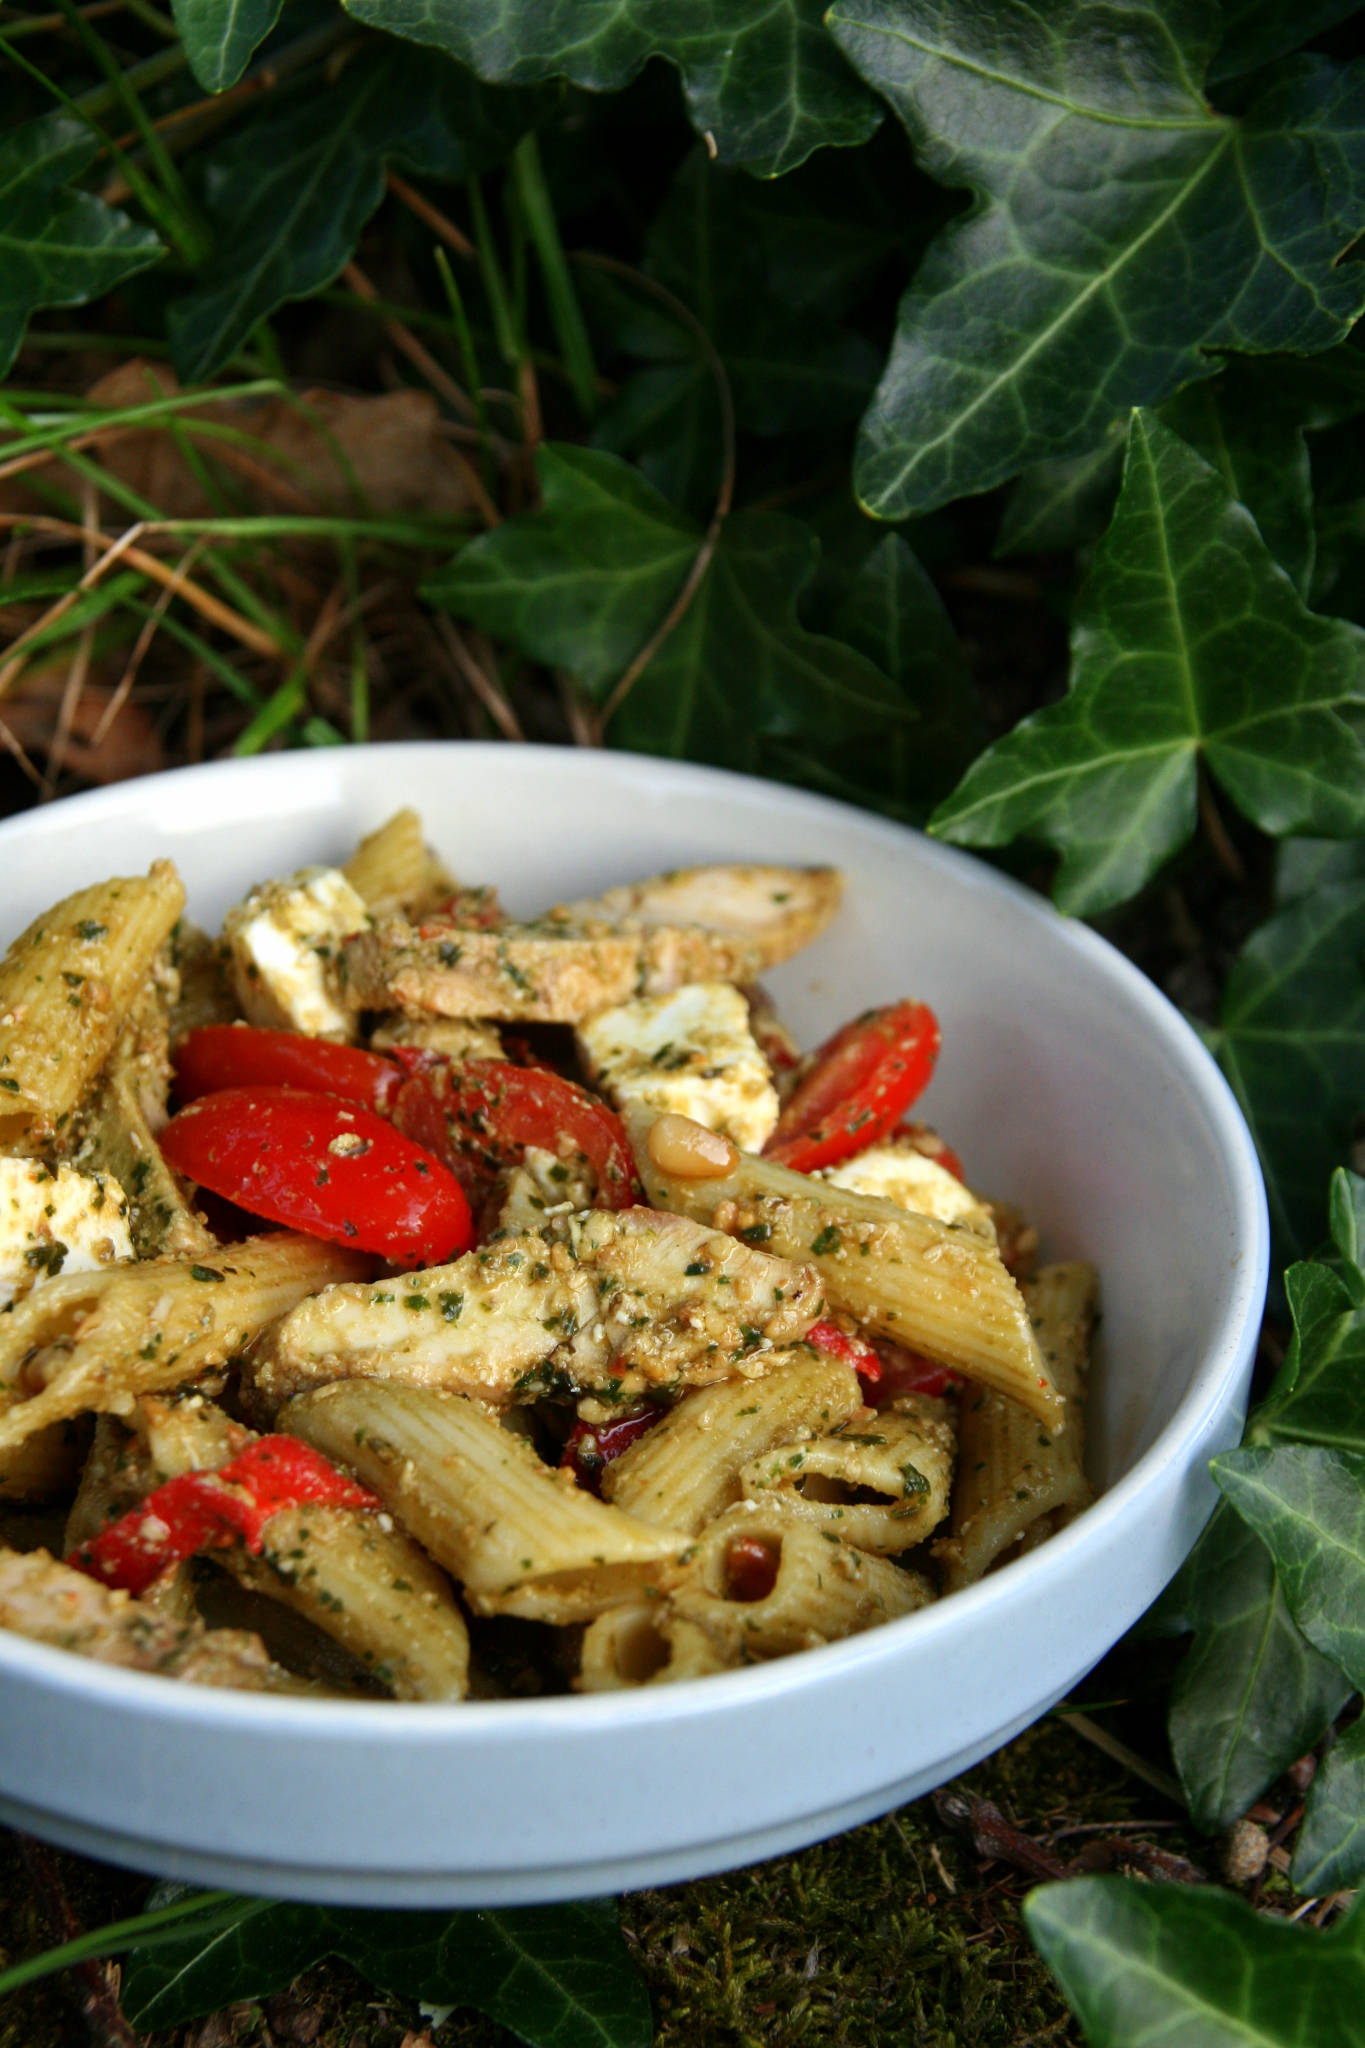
[0,742,1270,1739]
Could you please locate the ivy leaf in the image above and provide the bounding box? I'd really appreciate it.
[1292,1715,1365,1893]
[1276,836,1365,906]
[825,0,1365,517]
[0,113,164,379]
[425,443,922,813]
[592,153,882,518]
[168,46,540,382]
[1214,1443,1365,1691]
[341,0,881,175]
[121,1893,649,2045]
[1024,1875,1365,2048]
[931,412,1365,916]
[994,434,1124,561]
[823,532,983,808]
[171,0,284,93]
[1207,881,1365,1267]
[1158,1499,1352,1833]
[1209,0,1363,85]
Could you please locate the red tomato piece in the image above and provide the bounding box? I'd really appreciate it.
[870,1344,962,1404]
[764,1000,941,1174]
[560,1408,663,1493]
[805,1317,882,1385]
[175,1024,403,1113]
[70,1436,381,1595]
[725,1535,781,1602]
[158,1085,472,1265]
[391,1058,642,1212]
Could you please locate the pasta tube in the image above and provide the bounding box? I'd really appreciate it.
[342,807,458,918]
[671,1503,932,1660]
[0,863,184,1142]
[576,1604,729,1691]
[739,1396,955,1553]
[938,1262,1096,1592]
[603,1352,863,1535]
[281,1381,688,1624]
[75,978,217,1260]
[629,1115,1062,1432]
[0,1234,369,1452]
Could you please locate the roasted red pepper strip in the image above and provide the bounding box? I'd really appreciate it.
[764,1000,941,1173]
[159,1085,473,1264]
[391,1057,643,1213]
[69,1437,381,1595]
[560,1409,663,1493]
[870,1344,963,1403]
[805,1317,882,1385]
[174,1025,403,1113]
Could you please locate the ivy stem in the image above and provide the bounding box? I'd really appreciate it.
[573,250,735,738]
[1197,769,1247,883]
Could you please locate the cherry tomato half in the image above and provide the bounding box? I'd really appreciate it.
[764,1000,941,1174]
[175,1025,403,1114]
[159,1085,472,1265]
[392,1057,642,1211]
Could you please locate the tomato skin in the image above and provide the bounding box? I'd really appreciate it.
[391,1057,643,1212]
[175,1025,402,1113]
[158,1086,473,1265]
[764,1000,941,1173]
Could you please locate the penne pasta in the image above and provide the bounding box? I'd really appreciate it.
[0,863,184,1143]
[629,1117,1063,1432]
[576,1603,730,1690]
[603,1352,863,1536]
[670,1502,932,1660]
[281,1381,689,1624]
[0,1234,369,1453]
[937,1263,1096,1592]
[74,976,217,1260]
[343,807,459,918]
[739,1396,956,1554]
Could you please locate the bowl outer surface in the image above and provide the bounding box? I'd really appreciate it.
[0,745,1268,1901]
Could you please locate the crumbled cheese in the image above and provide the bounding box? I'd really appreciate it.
[821,1141,994,1235]
[577,981,779,1152]
[222,866,369,1038]
[0,1158,134,1310]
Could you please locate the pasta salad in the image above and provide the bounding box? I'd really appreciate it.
[0,807,1096,1700]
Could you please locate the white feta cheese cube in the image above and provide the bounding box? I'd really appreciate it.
[821,1141,994,1236]
[222,866,369,1038]
[577,981,779,1152]
[0,1158,133,1309]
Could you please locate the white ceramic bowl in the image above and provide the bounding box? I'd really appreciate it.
[0,744,1267,1904]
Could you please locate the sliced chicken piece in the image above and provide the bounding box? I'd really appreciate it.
[254,1206,824,1409]
[336,863,842,1024]
[0,1546,301,1690]
[554,865,842,954]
